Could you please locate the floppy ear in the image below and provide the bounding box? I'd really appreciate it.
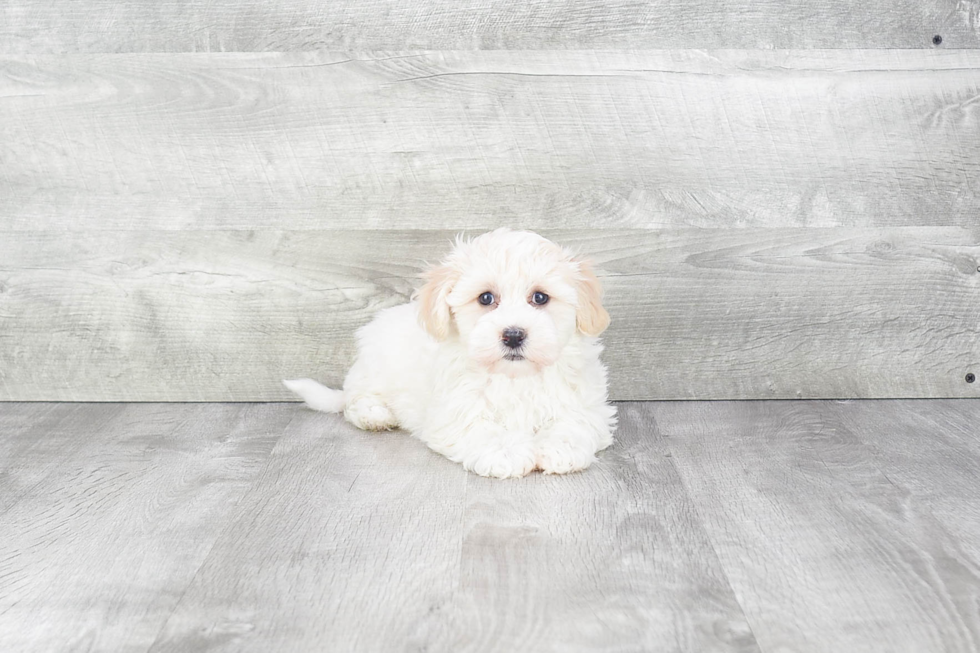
[574,258,610,336]
[414,263,457,340]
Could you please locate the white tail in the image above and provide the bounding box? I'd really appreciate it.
[283,378,346,413]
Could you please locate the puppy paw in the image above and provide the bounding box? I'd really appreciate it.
[345,395,398,431]
[535,439,596,475]
[462,440,537,479]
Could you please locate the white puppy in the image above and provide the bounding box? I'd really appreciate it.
[284,228,617,478]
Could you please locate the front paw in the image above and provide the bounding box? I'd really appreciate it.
[461,440,537,479]
[535,438,597,475]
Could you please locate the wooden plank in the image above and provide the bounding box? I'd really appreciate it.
[1,1,977,52]
[584,227,980,400]
[654,400,980,653]
[148,409,469,653]
[1,227,978,401]
[0,402,124,513]
[0,402,60,441]
[446,403,760,652]
[0,403,290,653]
[833,399,980,569]
[2,50,979,230]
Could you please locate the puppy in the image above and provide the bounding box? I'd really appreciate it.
[284,228,617,478]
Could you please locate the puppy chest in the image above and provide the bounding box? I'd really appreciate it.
[480,375,577,432]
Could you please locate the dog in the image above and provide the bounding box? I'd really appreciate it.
[284,228,616,478]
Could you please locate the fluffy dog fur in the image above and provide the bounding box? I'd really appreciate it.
[284,228,617,478]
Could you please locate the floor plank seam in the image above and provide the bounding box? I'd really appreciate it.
[658,426,767,653]
[144,406,299,652]
[0,404,111,520]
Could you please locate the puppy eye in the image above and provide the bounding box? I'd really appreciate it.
[478,291,495,306]
[531,291,549,306]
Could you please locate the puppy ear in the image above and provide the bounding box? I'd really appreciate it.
[574,258,610,336]
[414,263,457,340]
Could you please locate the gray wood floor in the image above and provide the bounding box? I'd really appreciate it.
[1,400,979,652]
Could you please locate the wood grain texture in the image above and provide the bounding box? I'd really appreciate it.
[833,400,980,574]
[5,400,980,652]
[1,227,978,401]
[0,403,290,653]
[0,402,123,513]
[147,408,469,653]
[654,400,980,653]
[443,403,759,653]
[3,50,980,230]
[2,1,978,52]
[148,404,760,653]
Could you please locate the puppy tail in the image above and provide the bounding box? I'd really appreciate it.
[283,378,346,413]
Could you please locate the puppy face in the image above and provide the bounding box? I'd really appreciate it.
[416,229,609,377]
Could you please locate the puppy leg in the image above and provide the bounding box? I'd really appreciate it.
[535,407,616,475]
[534,429,597,474]
[426,422,536,479]
[344,394,399,431]
[460,427,537,479]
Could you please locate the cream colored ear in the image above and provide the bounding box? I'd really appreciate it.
[574,258,610,336]
[414,263,457,340]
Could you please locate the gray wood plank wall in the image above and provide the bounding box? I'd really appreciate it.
[2,7,979,401]
[4,51,980,231]
[2,228,977,401]
[2,1,978,51]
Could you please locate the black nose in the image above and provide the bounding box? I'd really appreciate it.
[501,327,526,349]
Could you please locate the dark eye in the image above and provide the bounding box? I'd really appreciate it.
[531,291,549,306]
[478,291,495,306]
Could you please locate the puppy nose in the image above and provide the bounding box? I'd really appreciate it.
[501,327,526,349]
